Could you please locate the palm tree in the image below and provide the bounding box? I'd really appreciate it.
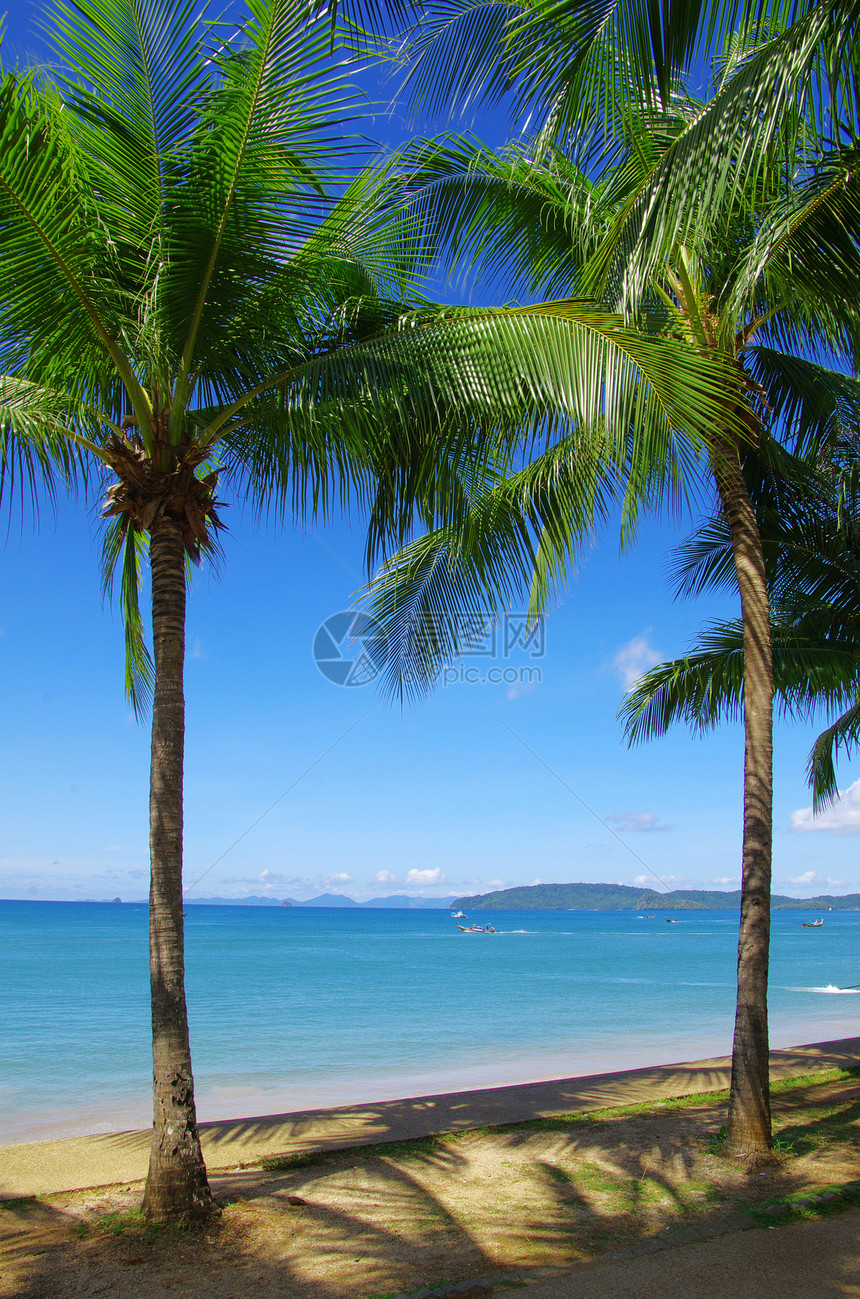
[0,0,428,1221]
[0,0,740,1219]
[360,58,860,1153]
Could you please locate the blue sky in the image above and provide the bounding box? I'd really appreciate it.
[1,3,858,905]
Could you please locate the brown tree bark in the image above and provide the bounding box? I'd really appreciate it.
[711,431,774,1155]
[142,520,213,1221]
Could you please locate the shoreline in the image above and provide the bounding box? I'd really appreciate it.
[3,1007,856,1147]
[1,1034,857,1200]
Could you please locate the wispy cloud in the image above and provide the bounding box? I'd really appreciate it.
[791,781,860,836]
[374,869,400,885]
[612,633,662,690]
[606,810,671,832]
[714,876,739,886]
[633,872,684,888]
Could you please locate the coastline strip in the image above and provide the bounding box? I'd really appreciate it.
[2,1035,858,1199]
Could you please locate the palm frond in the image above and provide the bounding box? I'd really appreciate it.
[620,619,860,742]
[807,698,860,808]
[586,0,858,308]
[101,515,155,714]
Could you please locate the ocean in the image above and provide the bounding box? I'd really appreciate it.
[2,900,858,1143]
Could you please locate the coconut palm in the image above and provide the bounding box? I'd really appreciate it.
[0,0,434,1221]
[360,55,860,1153]
[0,0,742,1219]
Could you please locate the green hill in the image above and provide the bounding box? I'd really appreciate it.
[453,882,860,911]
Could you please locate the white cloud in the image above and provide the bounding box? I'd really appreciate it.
[714,876,740,886]
[488,878,505,889]
[612,633,662,690]
[633,874,651,886]
[374,869,400,885]
[787,870,817,886]
[606,810,671,832]
[532,877,542,886]
[826,877,844,888]
[255,869,300,893]
[791,780,860,836]
[405,868,446,886]
[326,872,353,885]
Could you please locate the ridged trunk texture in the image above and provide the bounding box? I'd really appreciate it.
[142,521,213,1221]
[712,432,774,1155]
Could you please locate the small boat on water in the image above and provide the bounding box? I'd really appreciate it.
[451,910,467,919]
[665,918,679,923]
[458,923,496,933]
[802,919,824,927]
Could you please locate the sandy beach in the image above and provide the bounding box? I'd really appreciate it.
[2,1035,860,1298]
[2,1034,858,1199]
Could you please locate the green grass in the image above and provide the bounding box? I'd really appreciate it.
[0,1197,38,1211]
[95,1208,147,1236]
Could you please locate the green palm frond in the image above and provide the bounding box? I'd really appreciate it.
[218,300,737,549]
[401,0,707,134]
[726,143,860,356]
[586,1,859,308]
[397,133,599,299]
[360,431,618,699]
[619,619,860,741]
[168,0,365,416]
[101,515,156,715]
[0,70,151,431]
[52,0,208,243]
[743,350,860,454]
[808,698,860,808]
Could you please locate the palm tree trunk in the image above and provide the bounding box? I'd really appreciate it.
[142,520,213,1221]
[711,432,774,1155]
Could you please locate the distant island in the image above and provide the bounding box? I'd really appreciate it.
[185,893,460,909]
[452,882,860,911]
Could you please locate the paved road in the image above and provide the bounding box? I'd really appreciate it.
[521,1209,860,1297]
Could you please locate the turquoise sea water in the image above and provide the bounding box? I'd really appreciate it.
[2,901,859,1142]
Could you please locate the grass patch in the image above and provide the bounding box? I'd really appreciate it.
[0,1197,38,1211]
[772,1095,860,1157]
[95,1208,148,1236]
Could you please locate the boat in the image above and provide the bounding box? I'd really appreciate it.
[451,910,467,919]
[802,919,824,927]
[458,923,496,933]
[665,918,679,923]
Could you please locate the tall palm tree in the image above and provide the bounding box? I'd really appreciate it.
[0,0,737,1219]
[0,0,429,1221]
[360,59,860,1153]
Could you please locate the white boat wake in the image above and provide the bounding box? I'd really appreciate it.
[790,984,860,994]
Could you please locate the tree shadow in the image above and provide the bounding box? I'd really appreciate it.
[5,1056,860,1296]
